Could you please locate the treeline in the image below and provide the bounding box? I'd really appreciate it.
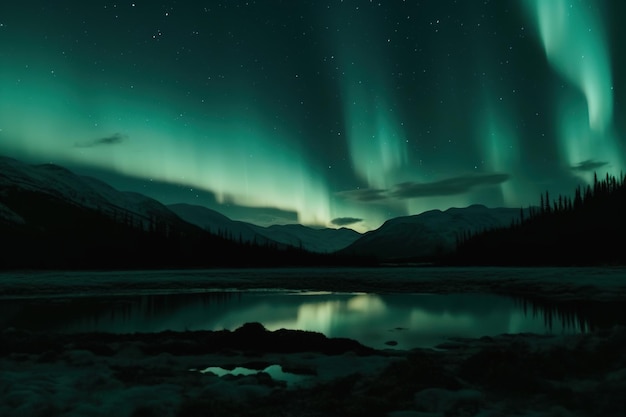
[0,188,370,270]
[452,172,626,266]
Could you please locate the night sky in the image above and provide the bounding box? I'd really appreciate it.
[1,1,625,232]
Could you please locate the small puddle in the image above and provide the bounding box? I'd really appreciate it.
[199,364,310,387]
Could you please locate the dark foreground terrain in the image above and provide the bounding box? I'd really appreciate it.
[2,321,625,417]
[2,267,626,416]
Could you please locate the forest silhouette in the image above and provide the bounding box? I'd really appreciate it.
[453,172,626,266]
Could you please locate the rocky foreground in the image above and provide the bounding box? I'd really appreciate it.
[1,322,625,417]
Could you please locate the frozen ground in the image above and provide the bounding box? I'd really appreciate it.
[1,323,625,417]
[1,266,626,301]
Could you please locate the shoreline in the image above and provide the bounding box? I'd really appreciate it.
[2,266,626,302]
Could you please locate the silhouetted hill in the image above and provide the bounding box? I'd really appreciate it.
[167,203,276,246]
[0,156,360,269]
[249,224,361,253]
[168,203,361,253]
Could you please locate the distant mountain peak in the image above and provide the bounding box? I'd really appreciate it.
[168,203,361,253]
[35,163,73,173]
[341,204,522,261]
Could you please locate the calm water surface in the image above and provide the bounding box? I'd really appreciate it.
[0,291,591,349]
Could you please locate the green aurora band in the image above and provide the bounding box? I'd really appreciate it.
[0,1,624,231]
[0,66,334,226]
[525,0,623,180]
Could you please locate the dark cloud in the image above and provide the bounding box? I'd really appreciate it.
[336,173,510,203]
[331,217,363,226]
[335,188,388,202]
[223,204,299,226]
[390,173,510,199]
[75,133,127,148]
[570,159,608,172]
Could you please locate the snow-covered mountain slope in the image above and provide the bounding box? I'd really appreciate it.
[0,201,25,225]
[341,205,524,260]
[250,224,361,253]
[168,203,362,253]
[167,203,273,245]
[0,156,189,230]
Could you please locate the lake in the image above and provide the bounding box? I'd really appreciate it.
[2,267,624,349]
[0,290,593,349]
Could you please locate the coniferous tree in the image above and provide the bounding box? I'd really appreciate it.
[453,171,626,266]
[574,186,582,209]
[584,185,592,204]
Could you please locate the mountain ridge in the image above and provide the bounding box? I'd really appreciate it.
[1,154,541,266]
[167,203,362,253]
[341,204,525,261]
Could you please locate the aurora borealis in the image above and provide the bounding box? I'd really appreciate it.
[1,1,625,232]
